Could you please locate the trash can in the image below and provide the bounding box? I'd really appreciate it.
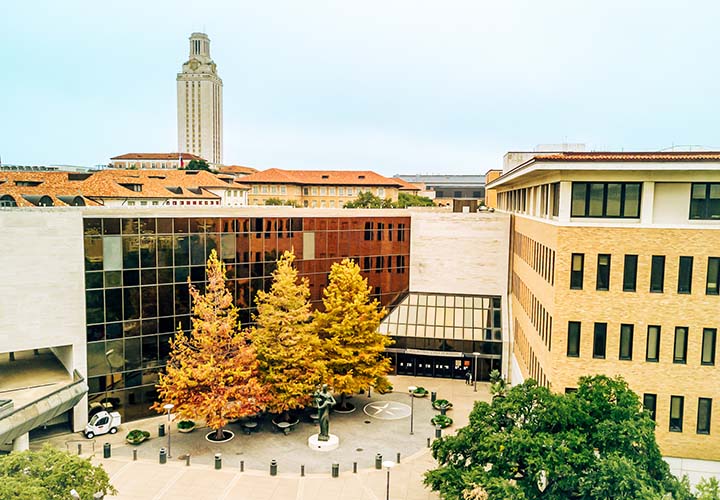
[103,442,111,459]
[332,463,339,478]
[159,447,167,464]
[375,453,382,470]
[270,459,278,476]
[431,391,437,403]
[158,423,165,437]
[214,453,222,470]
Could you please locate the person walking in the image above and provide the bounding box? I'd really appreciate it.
[465,370,472,385]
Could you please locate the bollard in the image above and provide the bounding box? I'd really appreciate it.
[332,463,339,478]
[133,449,137,461]
[214,453,222,470]
[353,462,357,473]
[427,437,431,448]
[158,423,165,437]
[375,453,382,470]
[435,426,442,439]
[185,454,190,466]
[396,452,401,464]
[270,459,278,476]
[159,447,167,464]
[77,443,82,455]
[300,464,305,477]
[240,460,244,472]
[431,391,437,403]
[103,443,111,459]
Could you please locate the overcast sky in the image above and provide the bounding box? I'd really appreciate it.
[2,0,720,175]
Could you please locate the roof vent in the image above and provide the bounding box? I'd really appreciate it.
[68,173,92,181]
[358,175,366,179]
[165,186,182,195]
[120,183,142,192]
[184,171,199,176]
[321,175,329,179]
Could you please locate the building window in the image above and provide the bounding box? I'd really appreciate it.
[271,186,277,194]
[397,224,406,242]
[643,393,657,421]
[377,223,384,241]
[473,191,482,198]
[363,256,371,270]
[619,324,634,360]
[364,222,373,241]
[347,187,353,196]
[320,187,327,196]
[650,255,665,293]
[378,188,385,197]
[570,253,584,290]
[567,321,581,357]
[329,187,335,195]
[593,323,607,359]
[702,328,717,366]
[436,190,445,198]
[669,395,684,432]
[280,186,287,194]
[303,187,309,196]
[623,255,638,292]
[707,257,720,295]
[678,256,693,294]
[262,185,268,194]
[570,182,641,218]
[551,182,560,217]
[312,187,318,195]
[454,191,462,198]
[375,256,383,273]
[596,254,611,291]
[646,325,661,362]
[338,187,344,196]
[689,183,720,220]
[697,398,712,435]
[673,327,688,364]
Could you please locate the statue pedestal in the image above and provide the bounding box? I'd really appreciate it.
[308,433,339,452]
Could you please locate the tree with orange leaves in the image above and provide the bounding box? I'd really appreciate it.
[153,249,269,440]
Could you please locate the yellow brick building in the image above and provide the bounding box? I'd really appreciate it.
[487,151,720,465]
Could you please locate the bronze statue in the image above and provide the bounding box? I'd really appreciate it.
[314,384,336,441]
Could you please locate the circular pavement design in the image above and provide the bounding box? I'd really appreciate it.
[363,401,412,420]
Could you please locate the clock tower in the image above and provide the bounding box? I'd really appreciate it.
[177,32,223,167]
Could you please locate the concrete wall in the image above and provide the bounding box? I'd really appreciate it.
[654,182,691,225]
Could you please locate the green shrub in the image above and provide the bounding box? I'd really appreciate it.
[177,420,196,430]
[431,415,453,428]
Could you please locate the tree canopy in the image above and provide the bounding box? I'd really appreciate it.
[396,192,435,207]
[249,250,324,419]
[0,445,117,500]
[153,250,269,438]
[313,258,392,409]
[183,159,211,171]
[425,375,693,500]
[343,191,394,208]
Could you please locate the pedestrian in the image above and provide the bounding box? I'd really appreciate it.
[465,370,472,385]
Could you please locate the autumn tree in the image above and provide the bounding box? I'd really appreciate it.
[249,250,324,421]
[153,249,269,440]
[425,375,694,500]
[0,445,117,500]
[313,258,392,410]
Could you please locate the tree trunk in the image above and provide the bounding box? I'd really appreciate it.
[340,393,347,410]
[215,426,224,440]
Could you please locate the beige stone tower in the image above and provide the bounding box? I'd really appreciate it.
[177,32,223,167]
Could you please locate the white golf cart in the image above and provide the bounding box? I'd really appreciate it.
[84,411,121,439]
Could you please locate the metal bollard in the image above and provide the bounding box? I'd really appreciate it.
[240,460,244,472]
[133,449,137,461]
[375,453,382,470]
[158,424,165,437]
[300,464,305,477]
[270,459,278,476]
[353,462,357,473]
[332,463,339,478]
[431,391,437,403]
[103,443,111,459]
[396,452,401,464]
[77,443,82,455]
[214,453,222,470]
[159,447,167,464]
[185,454,190,466]
[427,437,431,448]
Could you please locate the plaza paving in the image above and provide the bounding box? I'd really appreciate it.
[37,376,491,499]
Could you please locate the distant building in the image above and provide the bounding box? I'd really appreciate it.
[394,174,486,205]
[177,32,223,167]
[109,153,205,170]
[241,169,406,207]
[217,165,258,178]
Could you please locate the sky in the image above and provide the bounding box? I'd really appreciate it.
[2,0,720,176]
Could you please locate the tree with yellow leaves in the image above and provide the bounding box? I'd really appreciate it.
[153,250,269,440]
[313,258,392,411]
[249,250,324,421]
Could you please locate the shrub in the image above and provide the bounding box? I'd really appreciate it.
[431,415,453,428]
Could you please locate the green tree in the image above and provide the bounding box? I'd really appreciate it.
[312,258,392,410]
[425,375,693,500]
[395,192,435,207]
[153,250,269,440]
[344,191,394,208]
[0,445,117,499]
[184,159,211,171]
[249,250,324,420]
[697,477,720,500]
[264,198,299,207]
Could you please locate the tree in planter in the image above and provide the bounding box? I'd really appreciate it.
[249,250,324,421]
[0,445,117,500]
[153,250,269,440]
[425,375,694,500]
[313,258,392,410]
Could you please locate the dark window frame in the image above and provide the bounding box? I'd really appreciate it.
[593,322,607,359]
[678,256,694,294]
[673,326,689,364]
[650,255,665,293]
[643,393,657,421]
[596,254,611,291]
[570,182,642,218]
[570,253,584,290]
[646,325,661,362]
[702,328,716,366]
[669,395,684,432]
[697,398,712,435]
[567,321,581,357]
[707,257,720,295]
[689,182,720,220]
[623,254,638,292]
[619,324,634,360]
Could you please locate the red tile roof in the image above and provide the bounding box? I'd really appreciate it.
[218,165,258,175]
[110,153,205,161]
[535,151,720,162]
[241,168,404,187]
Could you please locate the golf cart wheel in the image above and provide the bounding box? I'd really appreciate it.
[85,432,95,439]
[109,427,118,434]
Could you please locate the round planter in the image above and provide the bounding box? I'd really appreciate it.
[413,391,428,398]
[178,425,195,433]
[333,403,356,414]
[431,416,453,429]
[205,430,235,443]
[125,430,150,445]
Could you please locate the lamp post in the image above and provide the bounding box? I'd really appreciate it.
[472,352,480,392]
[163,403,174,459]
[382,460,395,500]
[408,385,416,435]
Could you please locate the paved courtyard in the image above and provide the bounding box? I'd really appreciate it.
[36,376,491,499]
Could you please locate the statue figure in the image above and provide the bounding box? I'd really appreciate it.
[314,384,336,441]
